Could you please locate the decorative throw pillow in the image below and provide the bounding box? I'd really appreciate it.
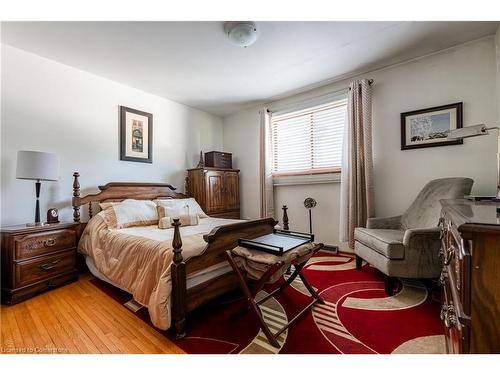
[156,201,190,220]
[158,214,199,229]
[156,198,208,218]
[101,199,158,229]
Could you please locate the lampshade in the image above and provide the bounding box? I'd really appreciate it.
[447,124,489,140]
[16,150,60,181]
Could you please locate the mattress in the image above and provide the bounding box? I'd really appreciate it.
[85,255,232,297]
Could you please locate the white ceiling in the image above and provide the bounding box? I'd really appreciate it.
[2,21,498,117]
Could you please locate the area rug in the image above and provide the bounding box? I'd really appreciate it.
[90,251,445,354]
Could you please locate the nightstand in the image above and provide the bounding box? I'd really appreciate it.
[1,222,79,305]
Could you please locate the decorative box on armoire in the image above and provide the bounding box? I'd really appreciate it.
[204,151,232,169]
[186,167,240,219]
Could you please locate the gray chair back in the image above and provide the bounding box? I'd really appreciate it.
[400,177,474,230]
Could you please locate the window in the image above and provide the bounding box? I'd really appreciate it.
[271,97,347,176]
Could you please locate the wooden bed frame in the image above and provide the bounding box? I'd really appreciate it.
[71,172,279,339]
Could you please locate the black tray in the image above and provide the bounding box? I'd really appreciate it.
[238,229,314,255]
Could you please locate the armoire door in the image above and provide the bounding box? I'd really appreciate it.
[205,170,225,213]
[224,171,239,211]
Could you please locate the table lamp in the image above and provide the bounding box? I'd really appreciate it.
[447,124,500,201]
[16,150,60,226]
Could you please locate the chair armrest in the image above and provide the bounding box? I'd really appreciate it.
[401,227,443,278]
[366,215,402,229]
[402,227,441,247]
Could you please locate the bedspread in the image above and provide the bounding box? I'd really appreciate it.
[79,213,241,329]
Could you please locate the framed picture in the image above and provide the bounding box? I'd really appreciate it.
[401,102,463,150]
[120,106,153,163]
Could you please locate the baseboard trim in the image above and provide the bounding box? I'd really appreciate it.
[321,244,338,253]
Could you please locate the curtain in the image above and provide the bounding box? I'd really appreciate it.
[259,108,274,218]
[340,79,374,248]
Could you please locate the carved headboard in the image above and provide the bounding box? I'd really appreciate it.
[71,172,187,223]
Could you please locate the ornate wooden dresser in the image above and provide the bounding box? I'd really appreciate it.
[186,167,240,219]
[1,222,79,304]
[439,199,500,353]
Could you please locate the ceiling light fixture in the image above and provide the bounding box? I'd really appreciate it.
[224,21,258,48]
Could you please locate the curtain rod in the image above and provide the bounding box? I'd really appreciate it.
[265,79,374,113]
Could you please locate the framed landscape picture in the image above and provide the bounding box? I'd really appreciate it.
[401,102,463,150]
[120,106,153,163]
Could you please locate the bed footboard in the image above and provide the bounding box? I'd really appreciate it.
[189,218,278,274]
[170,217,277,339]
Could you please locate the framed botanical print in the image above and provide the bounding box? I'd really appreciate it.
[401,102,463,150]
[120,106,153,163]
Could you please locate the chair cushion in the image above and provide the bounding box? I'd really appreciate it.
[354,228,405,260]
[231,243,316,283]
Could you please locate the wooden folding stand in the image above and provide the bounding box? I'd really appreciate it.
[226,230,325,348]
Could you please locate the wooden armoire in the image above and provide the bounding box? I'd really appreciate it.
[186,167,240,219]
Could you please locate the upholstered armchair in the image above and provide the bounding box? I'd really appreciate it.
[354,177,474,295]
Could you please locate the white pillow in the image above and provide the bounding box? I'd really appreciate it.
[156,200,189,219]
[101,199,158,229]
[156,198,208,218]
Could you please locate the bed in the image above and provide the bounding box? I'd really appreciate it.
[71,172,278,339]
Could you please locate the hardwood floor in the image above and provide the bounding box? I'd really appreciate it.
[0,274,185,354]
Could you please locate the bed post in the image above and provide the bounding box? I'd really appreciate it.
[282,205,289,230]
[184,174,191,197]
[171,218,187,339]
[72,172,81,223]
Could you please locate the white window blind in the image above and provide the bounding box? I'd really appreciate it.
[271,97,347,176]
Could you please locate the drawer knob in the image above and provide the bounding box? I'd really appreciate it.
[444,305,458,328]
[440,304,458,328]
[438,218,446,239]
[44,238,56,247]
[438,268,448,286]
[39,259,60,271]
[439,228,447,240]
[440,304,447,321]
[444,246,456,266]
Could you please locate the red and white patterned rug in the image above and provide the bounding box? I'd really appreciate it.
[90,251,445,354]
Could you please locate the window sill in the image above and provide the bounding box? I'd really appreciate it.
[273,172,341,186]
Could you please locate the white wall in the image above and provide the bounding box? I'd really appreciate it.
[223,37,499,246]
[222,108,261,220]
[0,45,223,226]
[496,26,500,122]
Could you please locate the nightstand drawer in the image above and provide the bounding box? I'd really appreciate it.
[14,229,76,260]
[15,250,76,287]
